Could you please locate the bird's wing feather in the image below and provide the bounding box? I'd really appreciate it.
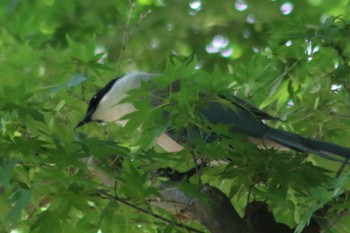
[219,94,281,121]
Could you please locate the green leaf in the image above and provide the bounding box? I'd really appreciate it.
[0,160,18,187]
[7,187,31,221]
[99,201,125,233]
[67,74,86,87]
[30,211,62,233]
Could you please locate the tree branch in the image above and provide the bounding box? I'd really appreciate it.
[94,191,204,233]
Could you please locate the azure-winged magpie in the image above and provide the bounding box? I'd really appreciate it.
[76,72,350,160]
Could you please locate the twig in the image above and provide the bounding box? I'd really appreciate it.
[135,9,152,29]
[336,159,349,178]
[115,1,152,74]
[95,191,204,233]
[190,152,203,186]
[116,0,136,73]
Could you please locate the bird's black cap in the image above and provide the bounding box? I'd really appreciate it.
[75,78,119,129]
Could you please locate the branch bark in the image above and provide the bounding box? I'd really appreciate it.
[150,185,253,233]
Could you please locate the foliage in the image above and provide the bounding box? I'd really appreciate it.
[1,0,350,232]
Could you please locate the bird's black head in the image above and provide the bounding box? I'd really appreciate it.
[75,78,119,128]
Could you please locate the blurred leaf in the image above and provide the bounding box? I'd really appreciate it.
[0,160,18,187]
[30,211,62,233]
[7,187,31,221]
[67,74,86,87]
[99,201,125,233]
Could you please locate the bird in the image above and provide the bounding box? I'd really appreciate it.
[76,72,350,160]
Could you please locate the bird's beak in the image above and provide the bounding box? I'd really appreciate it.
[75,119,89,128]
[75,111,93,129]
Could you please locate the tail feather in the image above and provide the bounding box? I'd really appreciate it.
[264,128,350,160]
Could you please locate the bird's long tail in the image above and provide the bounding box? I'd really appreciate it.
[264,128,350,160]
